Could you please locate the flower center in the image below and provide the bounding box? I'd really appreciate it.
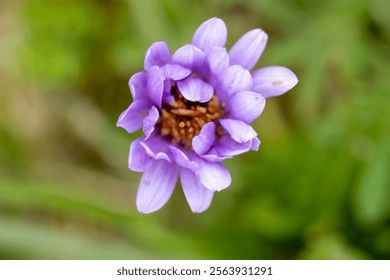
[158,83,225,149]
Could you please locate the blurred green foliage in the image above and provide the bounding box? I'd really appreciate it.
[0,0,389,259]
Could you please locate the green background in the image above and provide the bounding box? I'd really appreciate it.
[1,0,389,259]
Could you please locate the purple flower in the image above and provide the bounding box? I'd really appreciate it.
[117,17,298,214]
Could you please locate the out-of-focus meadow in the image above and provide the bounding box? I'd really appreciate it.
[1,0,389,259]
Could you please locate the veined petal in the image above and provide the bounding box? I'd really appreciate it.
[206,47,229,78]
[136,160,179,214]
[117,100,151,133]
[219,118,257,143]
[252,66,298,98]
[144,41,171,70]
[217,65,252,101]
[143,106,159,139]
[177,77,213,103]
[193,156,231,191]
[140,137,171,162]
[192,122,215,155]
[226,90,265,124]
[180,168,214,213]
[168,146,199,172]
[229,29,268,70]
[192,17,227,51]
[172,44,205,70]
[128,138,153,172]
[160,63,191,81]
[147,66,164,108]
[129,72,148,100]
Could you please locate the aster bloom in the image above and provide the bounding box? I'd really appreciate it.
[117,17,298,214]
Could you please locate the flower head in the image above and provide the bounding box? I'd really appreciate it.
[117,17,298,213]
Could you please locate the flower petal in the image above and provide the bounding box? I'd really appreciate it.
[252,66,298,98]
[214,134,252,157]
[160,63,191,81]
[206,47,229,79]
[128,138,153,172]
[144,41,171,70]
[147,66,164,108]
[192,122,215,155]
[168,146,199,171]
[172,44,205,71]
[193,156,231,191]
[250,137,261,151]
[140,137,171,162]
[219,118,257,143]
[228,29,268,70]
[180,168,214,213]
[143,106,159,139]
[136,160,178,214]
[217,65,252,101]
[226,90,265,123]
[117,100,151,133]
[192,17,227,51]
[177,77,213,102]
[129,72,148,100]
[201,147,231,162]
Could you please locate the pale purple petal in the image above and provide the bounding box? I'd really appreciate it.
[193,156,231,191]
[177,77,213,103]
[192,122,215,155]
[143,106,159,139]
[219,118,257,143]
[192,17,227,51]
[172,44,205,70]
[129,72,148,100]
[147,66,164,108]
[250,137,261,151]
[217,65,252,101]
[180,168,214,213]
[136,160,179,214]
[252,66,298,98]
[226,90,265,123]
[144,41,171,70]
[140,137,171,162]
[214,134,252,157]
[168,146,199,171]
[229,29,268,70]
[160,63,191,81]
[128,138,153,172]
[117,100,151,133]
[201,147,231,162]
[206,47,229,78]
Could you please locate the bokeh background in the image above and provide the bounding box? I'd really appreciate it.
[1,0,389,259]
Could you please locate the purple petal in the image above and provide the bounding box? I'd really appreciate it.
[201,147,231,162]
[129,72,148,100]
[168,146,199,172]
[144,41,171,70]
[128,138,153,172]
[226,90,265,124]
[172,44,205,71]
[143,106,160,139]
[214,134,252,157]
[147,66,164,108]
[217,65,252,101]
[192,17,227,51]
[140,137,171,162]
[206,47,229,79]
[136,160,178,214]
[219,118,257,143]
[160,63,191,81]
[193,156,231,191]
[229,29,268,70]
[177,77,213,103]
[250,137,261,151]
[252,66,298,98]
[192,122,216,155]
[180,168,214,213]
[117,100,151,133]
